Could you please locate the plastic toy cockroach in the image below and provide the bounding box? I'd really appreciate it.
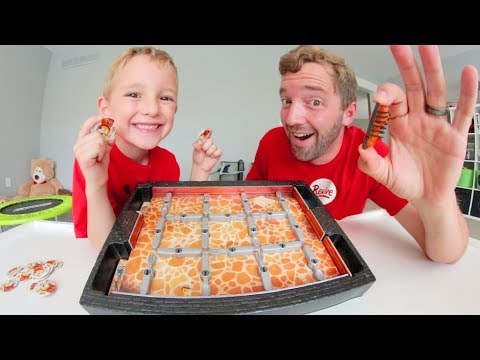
[91,117,116,140]
[196,128,212,144]
[362,103,390,149]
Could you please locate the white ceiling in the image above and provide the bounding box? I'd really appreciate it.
[42,44,479,88]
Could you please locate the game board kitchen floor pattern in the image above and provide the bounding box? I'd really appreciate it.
[116,192,342,297]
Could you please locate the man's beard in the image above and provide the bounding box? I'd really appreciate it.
[289,115,343,162]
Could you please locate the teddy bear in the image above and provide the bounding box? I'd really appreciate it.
[17,158,64,198]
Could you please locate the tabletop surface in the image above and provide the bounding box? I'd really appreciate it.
[314,210,480,315]
[1,210,479,315]
[0,221,97,314]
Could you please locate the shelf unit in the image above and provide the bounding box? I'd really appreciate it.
[451,104,480,220]
[209,160,245,181]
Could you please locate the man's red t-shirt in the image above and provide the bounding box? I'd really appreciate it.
[247,126,407,220]
[72,144,180,238]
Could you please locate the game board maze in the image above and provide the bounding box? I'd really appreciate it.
[116,189,344,297]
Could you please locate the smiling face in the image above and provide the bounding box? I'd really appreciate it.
[280,62,355,164]
[278,45,358,165]
[98,54,178,162]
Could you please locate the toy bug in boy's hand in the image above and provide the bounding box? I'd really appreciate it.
[362,104,390,149]
[196,128,212,144]
[91,117,116,140]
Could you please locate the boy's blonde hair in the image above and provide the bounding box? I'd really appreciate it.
[279,45,357,110]
[103,46,178,98]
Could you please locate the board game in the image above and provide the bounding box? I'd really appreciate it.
[80,181,375,314]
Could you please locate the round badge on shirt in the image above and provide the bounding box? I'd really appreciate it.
[310,179,337,205]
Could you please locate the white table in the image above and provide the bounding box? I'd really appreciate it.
[313,210,480,314]
[1,211,479,315]
[0,221,96,314]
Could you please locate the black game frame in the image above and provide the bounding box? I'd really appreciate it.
[80,181,375,314]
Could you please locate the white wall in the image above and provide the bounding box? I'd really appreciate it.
[0,45,51,197]
[40,45,295,188]
[8,45,473,198]
[441,47,480,103]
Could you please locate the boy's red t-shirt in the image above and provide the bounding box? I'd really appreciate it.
[247,126,408,220]
[72,144,180,238]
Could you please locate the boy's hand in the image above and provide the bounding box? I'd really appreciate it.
[73,115,116,187]
[190,129,222,181]
[192,137,222,172]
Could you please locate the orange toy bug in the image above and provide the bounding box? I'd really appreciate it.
[92,117,116,140]
[196,128,212,144]
[362,104,390,149]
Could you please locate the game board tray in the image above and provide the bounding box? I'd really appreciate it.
[80,181,375,314]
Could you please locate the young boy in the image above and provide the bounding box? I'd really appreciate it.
[72,46,222,251]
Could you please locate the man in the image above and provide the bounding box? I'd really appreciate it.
[247,45,478,263]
